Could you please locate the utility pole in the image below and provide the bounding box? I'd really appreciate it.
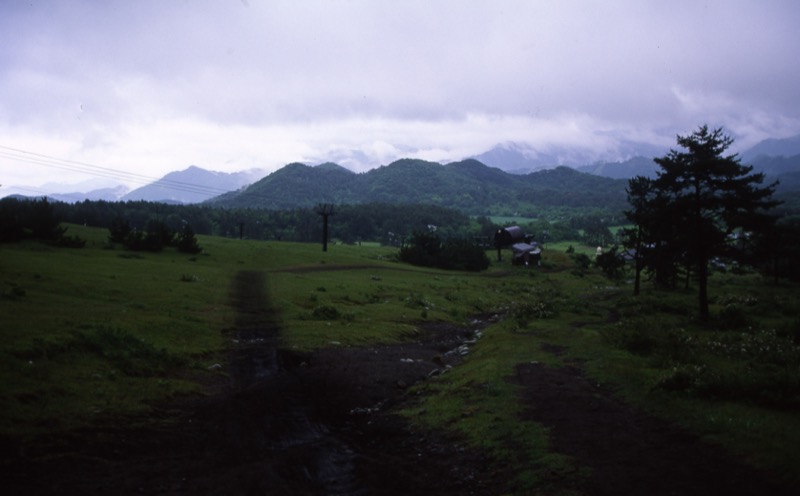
[314,203,335,252]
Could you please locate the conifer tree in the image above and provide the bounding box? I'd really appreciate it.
[630,125,779,320]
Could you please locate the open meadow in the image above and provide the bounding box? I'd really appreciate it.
[1,224,799,494]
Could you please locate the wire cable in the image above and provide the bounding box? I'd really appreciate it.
[0,145,248,198]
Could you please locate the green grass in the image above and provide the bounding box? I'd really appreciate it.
[546,241,597,255]
[489,215,539,225]
[2,224,799,492]
[401,266,800,491]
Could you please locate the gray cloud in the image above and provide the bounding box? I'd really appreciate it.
[2,0,799,186]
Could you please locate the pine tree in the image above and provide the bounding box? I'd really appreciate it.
[643,125,780,320]
[622,176,654,295]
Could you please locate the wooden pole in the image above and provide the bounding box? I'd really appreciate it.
[314,204,335,252]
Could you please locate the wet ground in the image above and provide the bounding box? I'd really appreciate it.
[2,270,795,494]
[2,271,503,495]
[514,357,796,495]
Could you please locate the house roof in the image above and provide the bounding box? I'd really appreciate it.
[511,242,540,254]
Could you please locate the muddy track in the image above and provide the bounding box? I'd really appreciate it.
[6,269,791,495]
[189,270,507,495]
[212,270,367,494]
[1,270,504,495]
[513,348,797,496]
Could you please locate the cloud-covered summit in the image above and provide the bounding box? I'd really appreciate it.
[2,1,799,188]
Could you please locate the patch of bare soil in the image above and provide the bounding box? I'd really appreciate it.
[513,345,796,496]
[0,272,505,495]
[3,269,795,495]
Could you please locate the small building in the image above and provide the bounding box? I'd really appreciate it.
[494,225,526,248]
[511,242,541,266]
[495,225,540,265]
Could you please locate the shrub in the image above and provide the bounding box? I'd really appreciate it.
[120,220,177,252]
[53,234,86,248]
[399,231,489,271]
[108,216,132,244]
[651,328,800,408]
[655,361,800,408]
[510,300,557,326]
[595,245,627,280]
[603,319,694,363]
[175,225,202,254]
[714,304,754,331]
[311,305,341,320]
[570,253,592,276]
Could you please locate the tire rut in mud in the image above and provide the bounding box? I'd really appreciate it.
[194,269,366,495]
[514,357,796,496]
[2,270,506,495]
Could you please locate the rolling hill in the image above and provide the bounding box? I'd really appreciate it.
[207,158,630,215]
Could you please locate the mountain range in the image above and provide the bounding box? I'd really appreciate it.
[5,134,800,207]
[471,139,669,175]
[119,166,264,203]
[206,159,631,214]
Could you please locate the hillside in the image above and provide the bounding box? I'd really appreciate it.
[123,166,264,203]
[577,156,660,179]
[741,134,800,162]
[210,162,356,209]
[208,158,629,215]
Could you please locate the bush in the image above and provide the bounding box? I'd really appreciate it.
[595,245,627,280]
[176,225,202,254]
[570,253,592,276]
[108,216,132,243]
[121,221,175,252]
[311,305,342,320]
[655,361,800,409]
[399,231,489,271]
[510,300,557,326]
[53,234,86,248]
[714,304,754,331]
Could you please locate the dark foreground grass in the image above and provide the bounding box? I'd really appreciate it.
[2,225,799,492]
[403,270,800,491]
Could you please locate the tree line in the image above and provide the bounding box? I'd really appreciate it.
[3,190,712,254]
[1,199,497,246]
[2,196,617,248]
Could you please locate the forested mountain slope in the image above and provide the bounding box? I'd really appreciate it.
[208,158,629,215]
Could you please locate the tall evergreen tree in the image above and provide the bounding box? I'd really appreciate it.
[644,125,779,320]
[622,176,654,295]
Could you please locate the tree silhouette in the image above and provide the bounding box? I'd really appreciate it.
[622,176,653,295]
[630,125,780,320]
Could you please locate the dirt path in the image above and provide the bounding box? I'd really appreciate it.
[512,345,795,495]
[2,271,504,495]
[3,270,794,494]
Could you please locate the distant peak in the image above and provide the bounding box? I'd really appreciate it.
[315,162,354,173]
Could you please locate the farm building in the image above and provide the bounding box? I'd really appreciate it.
[494,226,541,265]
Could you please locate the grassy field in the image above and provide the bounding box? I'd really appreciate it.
[2,224,799,490]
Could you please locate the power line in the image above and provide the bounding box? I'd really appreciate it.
[0,145,245,198]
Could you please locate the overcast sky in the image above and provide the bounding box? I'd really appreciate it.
[2,0,799,191]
